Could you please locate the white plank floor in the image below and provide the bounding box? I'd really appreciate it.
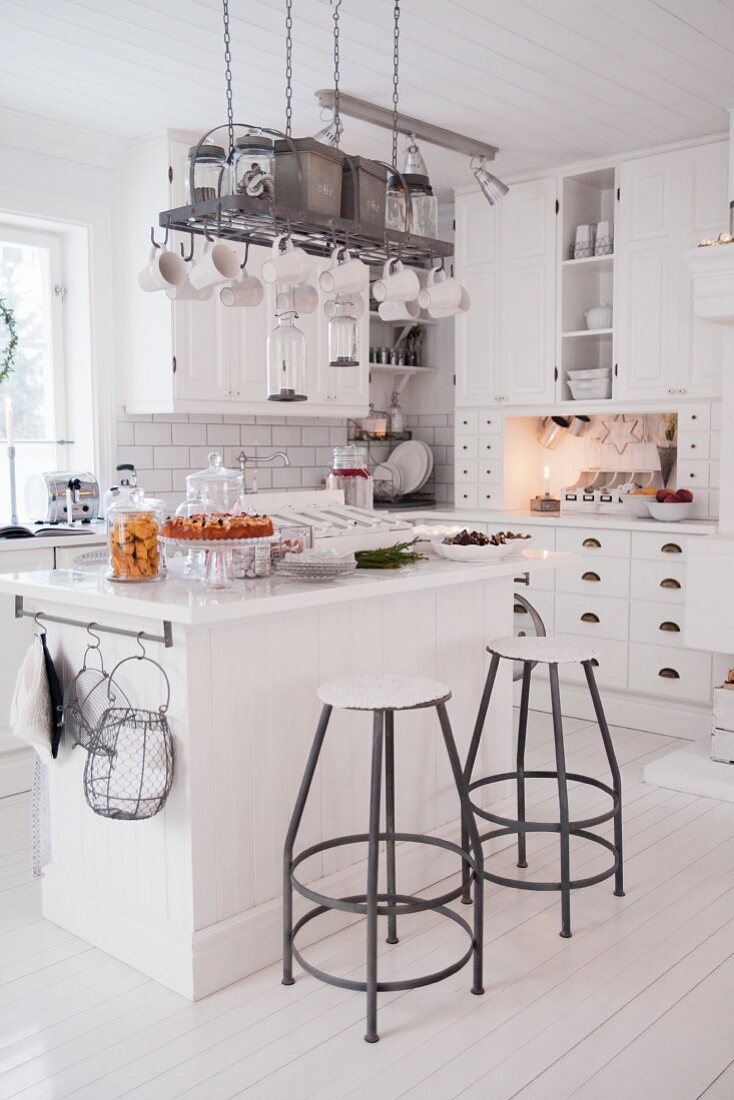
[2,710,734,1099]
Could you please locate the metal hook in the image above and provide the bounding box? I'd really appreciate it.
[34,612,46,637]
[136,632,147,660]
[180,231,195,262]
[216,203,223,240]
[240,240,250,270]
[203,219,215,243]
[284,218,293,243]
[86,622,102,649]
[150,225,169,249]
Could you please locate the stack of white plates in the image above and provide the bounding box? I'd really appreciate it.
[275,558,357,583]
[567,367,611,400]
[374,440,433,498]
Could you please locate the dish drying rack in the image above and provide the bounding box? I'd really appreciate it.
[247,489,415,554]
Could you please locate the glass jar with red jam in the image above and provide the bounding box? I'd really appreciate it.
[327,445,373,510]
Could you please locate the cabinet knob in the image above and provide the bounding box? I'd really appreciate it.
[580,612,600,623]
[660,577,682,589]
[582,537,601,549]
[582,571,601,582]
[661,542,682,554]
[590,658,599,668]
[659,621,681,633]
[658,667,680,679]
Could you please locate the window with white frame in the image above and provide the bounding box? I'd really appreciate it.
[0,224,66,521]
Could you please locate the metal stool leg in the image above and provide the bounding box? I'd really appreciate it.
[384,710,399,945]
[516,662,532,870]
[549,665,572,939]
[583,661,625,898]
[365,709,384,1043]
[462,652,501,903]
[282,704,333,985]
[437,702,485,996]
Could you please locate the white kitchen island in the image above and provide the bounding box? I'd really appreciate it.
[0,550,564,999]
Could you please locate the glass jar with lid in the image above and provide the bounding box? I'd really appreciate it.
[267,311,308,402]
[232,135,275,199]
[327,445,373,510]
[185,452,244,513]
[385,172,407,232]
[404,174,438,239]
[327,299,359,367]
[184,141,228,204]
[106,487,165,583]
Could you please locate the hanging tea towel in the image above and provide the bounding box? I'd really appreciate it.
[10,636,53,764]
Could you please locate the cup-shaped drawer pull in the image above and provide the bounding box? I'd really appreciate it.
[660,577,682,589]
[582,571,601,582]
[659,620,681,633]
[658,667,680,680]
[514,604,528,615]
[582,537,601,549]
[580,612,600,623]
[661,542,682,554]
[590,658,599,668]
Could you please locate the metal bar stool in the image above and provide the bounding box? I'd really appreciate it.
[462,634,624,939]
[282,674,485,1044]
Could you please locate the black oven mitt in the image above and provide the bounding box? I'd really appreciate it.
[40,633,64,759]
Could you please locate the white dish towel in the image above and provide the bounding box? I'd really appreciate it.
[10,638,53,877]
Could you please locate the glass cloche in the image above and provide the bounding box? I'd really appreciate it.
[185,452,244,513]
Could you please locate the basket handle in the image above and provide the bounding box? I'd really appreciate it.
[105,644,171,715]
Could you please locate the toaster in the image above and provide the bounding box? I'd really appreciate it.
[25,471,100,524]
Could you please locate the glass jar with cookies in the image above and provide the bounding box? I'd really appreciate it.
[106,487,165,583]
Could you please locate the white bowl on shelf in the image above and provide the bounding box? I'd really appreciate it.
[646,501,695,522]
[567,367,611,381]
[567,376,612,400]
[621,494,652,518]
[432,539,513,563]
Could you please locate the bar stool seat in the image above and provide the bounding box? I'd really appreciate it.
[486,635,600,664]
[317,674,451,711]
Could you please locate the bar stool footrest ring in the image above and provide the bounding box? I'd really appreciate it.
[468,770,619,831]
[477,826,619,891]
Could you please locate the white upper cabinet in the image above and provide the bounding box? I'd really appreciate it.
[122,130,369,418]
[454,191,501,407]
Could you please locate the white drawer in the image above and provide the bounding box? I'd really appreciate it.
[455,410,478,435]
[677,430,710,460]
[455,485,479,508]
[560,637,628,690]
[628,642,711,703]
[514,589,555,635]
[478,460,503,485]
[477,435,502,459]
[556,526,631,558]
[508,523,556,552]
[477,485,504,508]
[631,559,686,603]
[555,593,629,642]
[632,531,690,561]
[630,600,685,648]
[478,413,502,437]
[455,460,478,484]
[678,403,711,432]
[677,458,710,488]
[556,556,630,598]
[456,436,478,460]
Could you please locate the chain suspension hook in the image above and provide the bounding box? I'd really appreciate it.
[285,0,294,139]
[221,0,235,155]
[391,1,401,169]
[331,0,342,148]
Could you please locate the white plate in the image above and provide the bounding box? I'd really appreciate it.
[373,461,403,494]
[413,439,434,491]
[432,538,513,563]
[389,441,431,496]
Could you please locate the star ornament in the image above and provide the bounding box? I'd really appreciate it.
[598,414,642,455]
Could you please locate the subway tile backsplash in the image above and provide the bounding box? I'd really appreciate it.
[116,409,455,511]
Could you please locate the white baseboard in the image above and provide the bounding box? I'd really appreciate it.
[0,741,33,797]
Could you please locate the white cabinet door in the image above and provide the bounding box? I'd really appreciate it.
[454,191,501,407]
[172,260,233,404]
[615,151,679,401]
[228,244,271,405]
[500,177,556,405]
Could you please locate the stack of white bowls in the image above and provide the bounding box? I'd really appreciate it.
[566,367,612,400]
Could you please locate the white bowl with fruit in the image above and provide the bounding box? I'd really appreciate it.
[646,489,695,521]
[621,491,655,518]
[432,529,532,563]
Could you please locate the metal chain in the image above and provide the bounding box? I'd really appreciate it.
[222,0,234,154]
[332,0,342,147]
[391,0,400,168]
[285,0,294,138]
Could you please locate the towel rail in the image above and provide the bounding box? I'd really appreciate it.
[14,596,173,648]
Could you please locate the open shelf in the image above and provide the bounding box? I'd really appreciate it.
[369,312,438,325]
[562,254,614,271]
[369,364,437,376]
[562,328,613,338]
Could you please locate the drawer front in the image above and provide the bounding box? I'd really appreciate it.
[556,526,631,558]
[555,593,629,642]
[630,600,685,648]
[677,458,710,488]
[678,403,711,432]
[632,531,690,561]
[628,642,711,703]
[514,589,555,635]
[677,430,710,460]
[478,413,502,436]
[556,556,630,598]
[456,436,478,460]
[630,559,686,604]
[477,461,503,485]
[477,435,502,459]
[455,460,478,484]
[502,523,556,552]
[455,410,478,435]
[560,637,628,690]
[455,485,479,508]
[477,485,504,509]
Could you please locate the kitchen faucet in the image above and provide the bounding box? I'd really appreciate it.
[238,450,290,494]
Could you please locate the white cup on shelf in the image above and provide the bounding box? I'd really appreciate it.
[188,239,241,289]
[138,245,187,292]
[418,267,462,311]
[319,249,369,295]
[260,234,313,285]
[372,258,421,303]
[427,285,471,318]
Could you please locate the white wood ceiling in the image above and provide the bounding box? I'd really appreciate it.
[0,0,732,195]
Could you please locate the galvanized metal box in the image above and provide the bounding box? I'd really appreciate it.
[341,155,386,231]
[274,138,344,218]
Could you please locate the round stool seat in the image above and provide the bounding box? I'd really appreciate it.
[487,635,599,664]
[317,675,451,712]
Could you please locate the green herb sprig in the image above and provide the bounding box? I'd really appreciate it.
[355,538,427,570]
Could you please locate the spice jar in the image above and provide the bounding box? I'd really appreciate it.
[106,487,165,583]
[184,142,228,204]
[327,445,373,510]
[232,135,275,199]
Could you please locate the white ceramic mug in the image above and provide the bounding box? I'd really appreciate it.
[378,298,420,321]
[138,245,186,292]
[418,268,462,311]
[428,286,471,318]
[165,276,213,302]
[276,283,318,315]
[319,249,369,295]
[188,239,241,289]
[219,269,264,308]
[372,258,421,303]
[260,235,312,285]
[324,293,365,319]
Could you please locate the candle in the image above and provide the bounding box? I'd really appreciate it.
[4,395,13,447]
[542,464,551,497]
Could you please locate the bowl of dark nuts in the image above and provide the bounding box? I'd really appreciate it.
[432,529,529,562]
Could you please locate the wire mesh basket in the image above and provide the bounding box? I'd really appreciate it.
[84,651,174,821]
[62,626,130,750]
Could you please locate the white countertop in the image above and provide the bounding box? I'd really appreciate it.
[0,525,105,553]
[399,507,718,537]
[0,550,566,627]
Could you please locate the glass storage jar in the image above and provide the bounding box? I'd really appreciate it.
[106,487,165,583]
[185,452,244,513]
[232,135,275,199]
[385,173,407,232]
[184,142,228,204]
[405,174,438,239]
[267,311,307,402]
[327,300,359,367]
[327,445,373,510]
